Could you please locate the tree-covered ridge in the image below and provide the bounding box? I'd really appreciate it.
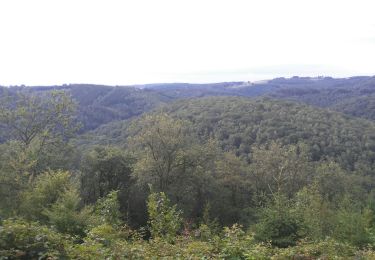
[332,94,375,121]
[0,84,170,133]
[165,97,375,170]
[269,76,375,108]
[140,76,375,102]
[2,75,375,135]
[41,85,170,132]
[85,96,375,174]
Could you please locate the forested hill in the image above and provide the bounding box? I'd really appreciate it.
[0,84,171,131]
[4,79,375,258]
[140,76,375,108]
[332,93,375,121]
[166,97,375,164]
[83,96,375,173]
[1,75,375,132]
[269,76,375,107]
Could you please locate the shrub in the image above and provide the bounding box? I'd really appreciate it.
[0,218,70,259]
[147,192,182,243]
[255,193,304,248]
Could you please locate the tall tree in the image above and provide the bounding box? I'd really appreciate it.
[0,91,78,148]
[0,91,79,216]
[0,90,79,174]
[130,114,220,221]
[80,145,134,223]
[80,146,134,203]
[250,142,312,199]
[130,114,194,191]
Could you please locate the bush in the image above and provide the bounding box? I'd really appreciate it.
[44,189,92,238]
[333,196,372,247]
[19,170,73,222]
[147,192,182,243]
[273,238,358,259]
[0,218,70,259]
[94,190,122,227]
[255,193,304,248]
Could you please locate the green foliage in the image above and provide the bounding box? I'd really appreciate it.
[44,189,92,238]
[20,170,73,222]
[3,85,375,258]
[3,219,374,259]
[131,113,221,222]
[147,191,182,242]
[130,113,193,191]
[0,141,35,217]
[332,93,375,121]
[71,84,169,132]
[250,142,312,198]
[197,202,220,239]
[67,240,108,259]
[214,152,254,225]
[273,238,358,259]
[314,161,349,202]
[333,196,372,247]
[219,224,249,259]
[18,170,93,238]
[255,193,304,248]
[0,219,70,259]
[80,146,134,204]
[94,190,122,227]
[67,223,138,259]
[270,76,375,111]
[0,91,79,173]
[162,96,375,171]
[294,185,334,241]
[0,91,78,147]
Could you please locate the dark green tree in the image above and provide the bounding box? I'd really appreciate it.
[80,146,134,203]
[255,192,304,248]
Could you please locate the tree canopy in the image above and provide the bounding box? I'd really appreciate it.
[2,82,375,258]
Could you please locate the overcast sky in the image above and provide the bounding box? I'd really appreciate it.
[0,0,374,85]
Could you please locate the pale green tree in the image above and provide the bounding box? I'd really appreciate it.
[130,114,192,191]
[147,191,182,242]
[130,113,220,220]
[250,142,312,198]
[0,91,79,173]
[0,91,78,148]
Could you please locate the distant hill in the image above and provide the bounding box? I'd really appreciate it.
[134,76,375,105]
[269,76,375,107]
[0,84,171,132]
[1,75,375,135]
[161,97,375,172]
[332,94,375,121]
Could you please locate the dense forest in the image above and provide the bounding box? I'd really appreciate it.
[2,77,375,259]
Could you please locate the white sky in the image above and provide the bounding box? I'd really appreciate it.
[0,0,374,85]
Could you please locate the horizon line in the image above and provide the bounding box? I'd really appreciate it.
[1,74,374,88]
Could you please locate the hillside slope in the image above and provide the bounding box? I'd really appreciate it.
[2,75,375,134]
[0,84,170,132]
[332,94,375,121]
[83,97,375,173]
